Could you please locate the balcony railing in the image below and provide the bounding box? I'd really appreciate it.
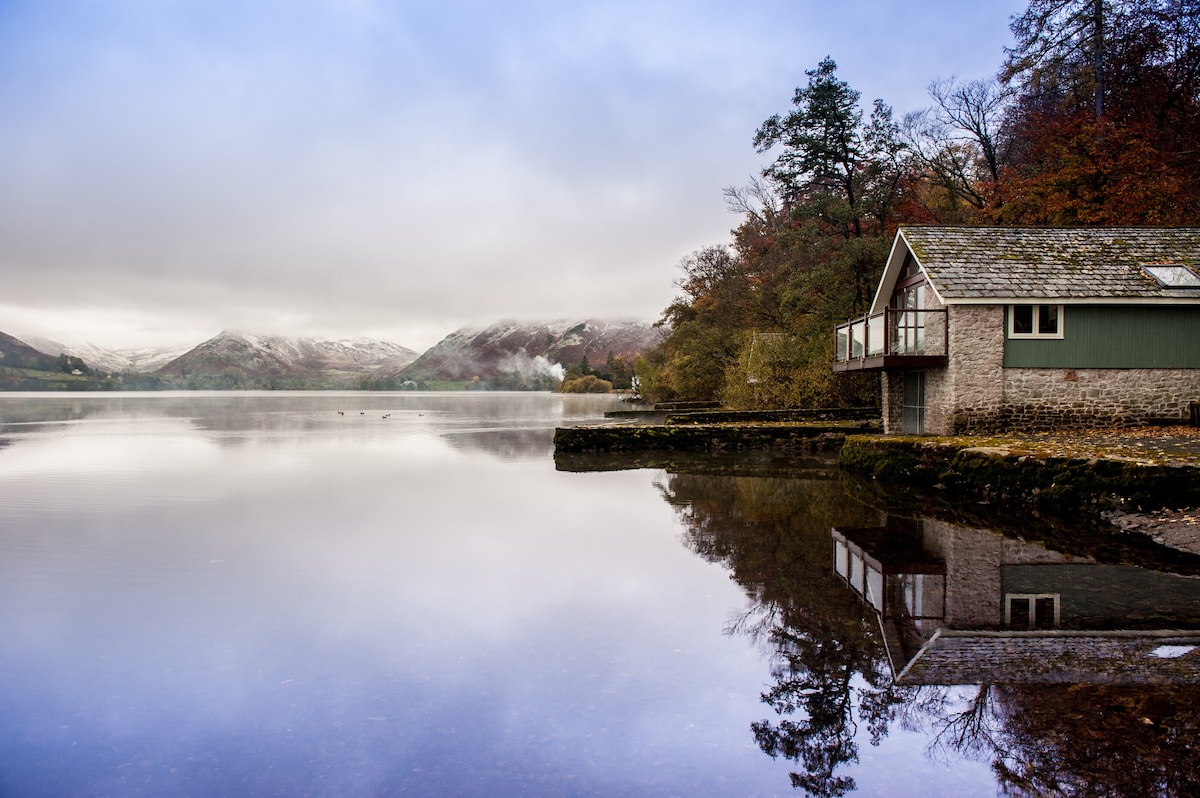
[833,308,948,371]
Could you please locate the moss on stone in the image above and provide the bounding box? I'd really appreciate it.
[839,434,1200,512]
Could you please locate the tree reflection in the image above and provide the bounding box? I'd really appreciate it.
[658,467,1200,797]
[657,471,909,796]
[904,682,1200,797]
[752,626,908,797]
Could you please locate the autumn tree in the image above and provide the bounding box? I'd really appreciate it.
[641,58,919,407]
[642,246,756,402]
[996,0,1200,224]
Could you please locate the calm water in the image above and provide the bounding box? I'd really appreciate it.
[1,392,1198,797]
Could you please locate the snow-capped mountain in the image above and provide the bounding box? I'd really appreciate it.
[119,345,197,373]
[384,318,663,383]
[0,331,70,372]
[36,337,195,374]
[153,331,418,385]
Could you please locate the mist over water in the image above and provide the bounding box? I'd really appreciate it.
[0,393,794,796]
[1,392,1197,796]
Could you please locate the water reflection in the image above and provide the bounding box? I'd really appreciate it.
[0,391,623,460]
[657,469,898,797]
[651,464,1200,797]
[5,393,1198,796]
[1,393,795,797]
[835,515,1200,797]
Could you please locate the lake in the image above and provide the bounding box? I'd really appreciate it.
[1,392,1197,797]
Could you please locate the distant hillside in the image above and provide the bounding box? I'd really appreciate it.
[153,331,419,389]
[18,334,190,374]
[0,331,65,372]
[0,330,97,389]
[366,319,663,389]
[4,322,662,391]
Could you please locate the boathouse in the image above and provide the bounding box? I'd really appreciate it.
[834,227,1200,434]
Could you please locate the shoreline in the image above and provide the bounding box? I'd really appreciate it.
[555,414,1200,548]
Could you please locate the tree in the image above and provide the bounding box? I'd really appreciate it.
[754,57,871,239]
[902,77,1012,217]
[1003,0,1110,121]
[996,0,1200,224]
[753,58,906,311]
[644,57,924,408]
[1002,1,1200,133]
[650,246,758,402]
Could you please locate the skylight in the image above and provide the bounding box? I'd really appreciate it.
[1142,264,1200,288]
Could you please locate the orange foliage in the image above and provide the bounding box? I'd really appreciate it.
[992,112,1200,226]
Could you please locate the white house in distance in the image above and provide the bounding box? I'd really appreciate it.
[834,226,1200,434]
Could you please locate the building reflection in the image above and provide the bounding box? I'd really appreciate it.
[655,465,1200,796]
[833,517,1200,686]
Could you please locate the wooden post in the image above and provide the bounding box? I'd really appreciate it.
[1190,401,1200,427]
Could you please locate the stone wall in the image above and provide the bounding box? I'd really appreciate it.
[881,371,901,433]
[880,302,1010,434]
[992,367,1200,431]
[921,520,1002,628]
[946,305,1007,433]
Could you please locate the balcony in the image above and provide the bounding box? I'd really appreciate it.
[833,308,948,372]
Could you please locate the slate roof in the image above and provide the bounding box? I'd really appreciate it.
[896,630,1200,686]
[901,227,1200,301]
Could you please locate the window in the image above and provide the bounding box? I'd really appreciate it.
[902,254,921,279]
[891,282,926,355]
[1008,304,1064,339]
[1142,264,1200,288]
[1005,593,1060,629]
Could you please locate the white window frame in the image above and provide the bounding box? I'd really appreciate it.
[1008,304,1065,339]
[1004,593,1061,629]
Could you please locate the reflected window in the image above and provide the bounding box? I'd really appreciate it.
[866,566,884,613]
[888,573,945,622]
[1006,593,1060,629]
[849,552,864,593]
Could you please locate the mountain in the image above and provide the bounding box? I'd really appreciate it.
[120,345,197,373]
[153,331,419,388]
[374,318,664,387]
[0,331,70,372]
[20,334,202,374]
[0,330,96,390]
[21,335,140,374]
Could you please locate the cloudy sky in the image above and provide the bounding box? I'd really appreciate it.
[0,0,1025,352]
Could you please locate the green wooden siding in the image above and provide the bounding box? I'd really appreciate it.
[1003,305,1200,368]
[1003,563,1200,629]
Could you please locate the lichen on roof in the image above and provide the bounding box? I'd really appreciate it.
[900,226,1200,301]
